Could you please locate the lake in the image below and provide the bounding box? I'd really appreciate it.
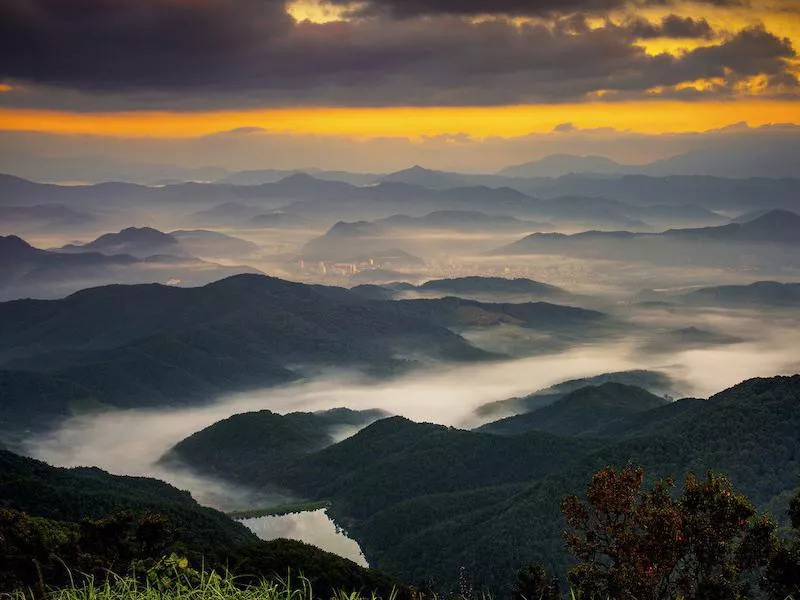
[240,509,369,567]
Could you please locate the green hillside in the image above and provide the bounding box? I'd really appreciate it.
[163,408,388,487]
[0,449,404,596]
[476,382,669,436]
[176,375,800,591]
[0,274,494,435]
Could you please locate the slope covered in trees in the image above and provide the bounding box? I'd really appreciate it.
[163,408,388,487]
[0,449,404,596]
[0,274,500,435]
[476,383,669,436]
[168,376,800,591]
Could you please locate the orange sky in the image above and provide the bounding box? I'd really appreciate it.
[0,100,798,139]
[1,0,798,140]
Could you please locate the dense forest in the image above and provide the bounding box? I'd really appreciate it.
[0,449,405,596]
[164,375,800,592]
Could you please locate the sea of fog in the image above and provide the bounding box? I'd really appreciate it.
[24,329,800,510]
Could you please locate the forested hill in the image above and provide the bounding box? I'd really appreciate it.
[476,382,669,436]
[0,448,405,596]
[0,274,491,435]
[0,273,615,439]
[165,375,800,591]
[0,448,254,552]
[163,407,388,487]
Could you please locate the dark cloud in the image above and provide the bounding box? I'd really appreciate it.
[625,15,716,39]
[327,0,747,18]
[0,0,794,109]
[0,0,291,90]
[332,0,624,18]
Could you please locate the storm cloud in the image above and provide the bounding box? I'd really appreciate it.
[0,0,796,109]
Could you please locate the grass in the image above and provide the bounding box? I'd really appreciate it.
[4,567,396,600]
[227,501,330,520]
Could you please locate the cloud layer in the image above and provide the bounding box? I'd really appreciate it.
[0,0,797,110]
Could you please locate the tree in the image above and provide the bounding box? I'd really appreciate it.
[561,466,776,600]
[512,563,560,600]
[763,489,800,599]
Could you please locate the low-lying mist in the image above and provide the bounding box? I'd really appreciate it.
[24,318,800,511]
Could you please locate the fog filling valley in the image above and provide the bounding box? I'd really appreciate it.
[24,313,800,511]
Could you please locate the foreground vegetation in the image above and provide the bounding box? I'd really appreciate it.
[2,376,800,598]
[6,561,397,600]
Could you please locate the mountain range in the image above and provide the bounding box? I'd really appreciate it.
[162,375,800,590]
[0,231,260,301]
[493,210,800,268]
[1,173,796,230]
[0,448,402,595]
[0,274,505,435]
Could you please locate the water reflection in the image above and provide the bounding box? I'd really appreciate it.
[241,509,368,567]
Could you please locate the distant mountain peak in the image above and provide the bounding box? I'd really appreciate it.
[743,209,800,228]
[498,154,627,178]
[379,166,467,189]
[0,234,39,256]
[278,172,320,183]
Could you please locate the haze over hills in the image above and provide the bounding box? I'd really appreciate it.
[493,210,800,268]
[0,274,502,433]
[1,171,795,228]
[476,382,670,436]
[161,375,800,590]
[57,226,186,258]
[0,204,98,234]
[5,0,800,595]
[496,143,800,180]
[0,233,261,301]
[0,448,402,595]
[163,408,389,488]
[474,370,681,419]
[679,281,800,308]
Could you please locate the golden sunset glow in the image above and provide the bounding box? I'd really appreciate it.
[1,101,798,140]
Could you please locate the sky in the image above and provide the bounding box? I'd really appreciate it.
[1,0,799,172]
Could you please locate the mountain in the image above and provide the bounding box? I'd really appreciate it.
[642,141,800,179]
[663,210,800,245]
[219,168,378,186]
[385,297,611,335]
[499,143,800,180]
[0,274,491,434]
[379,166,468,189]
[0,234,260,301]
[302,221,425,263]
[170,229,261,259]
[516,175,800,212]
[417,276,566,299]
[0,234,139,299]
[493,210,800,267]
[237,375,800,590]
[350,276,570,303]
[0,448,254,551]
[0,204,97,233]
[498,155,628,178]
[474,369,680,419]
[163,408,389,488]
[476,383,669,436]
[681,281,800,308]
[0,448,403,595]
[375,210,551,232]
[57,226,184,258]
